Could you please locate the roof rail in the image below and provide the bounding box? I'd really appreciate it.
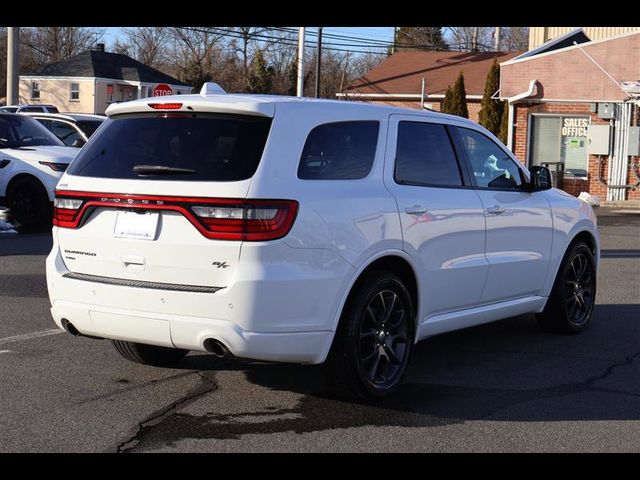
[200,82,226,96]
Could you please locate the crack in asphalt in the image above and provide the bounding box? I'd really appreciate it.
[121,349,640,448]
[114,371,218,453]
[585,350,640,386]
[477,349,640,420]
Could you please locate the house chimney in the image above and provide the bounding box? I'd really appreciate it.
[93,43,105,52]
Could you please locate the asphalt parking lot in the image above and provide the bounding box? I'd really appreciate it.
[0,207,638,452]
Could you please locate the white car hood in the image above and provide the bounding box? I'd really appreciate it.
[1,145,78,164]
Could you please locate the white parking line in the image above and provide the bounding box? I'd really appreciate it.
[0,329,64,346]
[0,350,11,354]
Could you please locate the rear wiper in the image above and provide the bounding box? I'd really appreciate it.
[132,165,196,175]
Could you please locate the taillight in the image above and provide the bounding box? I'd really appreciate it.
[52,190,299,241]
[53,197,83,227]
[191,201,298,241]
[148,103,183,110]
[39,161,69,172]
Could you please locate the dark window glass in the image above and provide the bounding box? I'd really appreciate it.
[50,120,82,146]
[21,106,45,112]
[298,121,378,180]
[76,120,103,138]
[35,118,52,130]
[66,113,272,181]
[455,127,523,189]
[47,106,59,113]
[0,115,64,148]
[394,122,462,187]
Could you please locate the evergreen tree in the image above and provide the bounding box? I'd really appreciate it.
[478,59,503,136]
[286,59,297,96]
[247,50,274,94]
[442,85,453,114]
[499,101,509,145]
[396,27,448,51]
[447,71,468,118]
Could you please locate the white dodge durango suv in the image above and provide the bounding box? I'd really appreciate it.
[46,84,600,399]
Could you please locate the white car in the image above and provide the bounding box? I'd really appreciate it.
[23,113,105,148]
[0,114,78,227]
[46,84,600,399]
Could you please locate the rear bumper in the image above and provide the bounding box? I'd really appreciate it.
[49,300,333,364]
[46,230,353,364]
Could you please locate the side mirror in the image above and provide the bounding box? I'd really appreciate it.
[523,166,553,191]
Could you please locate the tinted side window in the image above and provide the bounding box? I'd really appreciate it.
[394,121,462,187]
[50,121,82,146]
[298,121,379,180]
[455,127,523,189]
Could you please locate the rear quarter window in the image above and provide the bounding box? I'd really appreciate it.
[298,121,379,180]
[66,113,272,181]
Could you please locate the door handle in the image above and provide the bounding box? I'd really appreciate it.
[405,205,428,215]
[486,206,506,215]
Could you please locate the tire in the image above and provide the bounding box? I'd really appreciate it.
[6,176,51,228]
[327,270,415,400]
[536,240,596,334]
[112,340,189,366]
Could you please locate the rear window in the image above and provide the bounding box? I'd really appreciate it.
[66,113,272,181]
[298,121,379,180]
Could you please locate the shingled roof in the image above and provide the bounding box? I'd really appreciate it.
[346,50,523,97]
[28,49,191,87]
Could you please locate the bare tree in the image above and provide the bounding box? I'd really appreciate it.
[349,52,384,81]
[396,27,448,51]
[112,27,169,68]
[501,27,530,51]
[21,27,104,65]
[262,28,297,94]
[168,27,226,90]
[445,27,494,52]
[229,27,268,89]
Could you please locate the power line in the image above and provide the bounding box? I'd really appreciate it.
[185,27,392,55]
[181,27,503,56]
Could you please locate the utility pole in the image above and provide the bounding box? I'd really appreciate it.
[6,27,20,106]
[391,27,397,54]
[315,27,323,98]
[472,27,479,51]
[494,27,501,51]
[297,27,306,97]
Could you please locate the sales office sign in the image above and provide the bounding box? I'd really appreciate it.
[562,117,590,137]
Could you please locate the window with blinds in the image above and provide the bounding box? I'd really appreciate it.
[530,115,589,178]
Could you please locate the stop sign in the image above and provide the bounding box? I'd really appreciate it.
[152,84,173,96]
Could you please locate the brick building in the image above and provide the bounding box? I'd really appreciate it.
[338,51,521,122]
[500,30,640,202]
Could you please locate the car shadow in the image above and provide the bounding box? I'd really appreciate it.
[162,304,640,440]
